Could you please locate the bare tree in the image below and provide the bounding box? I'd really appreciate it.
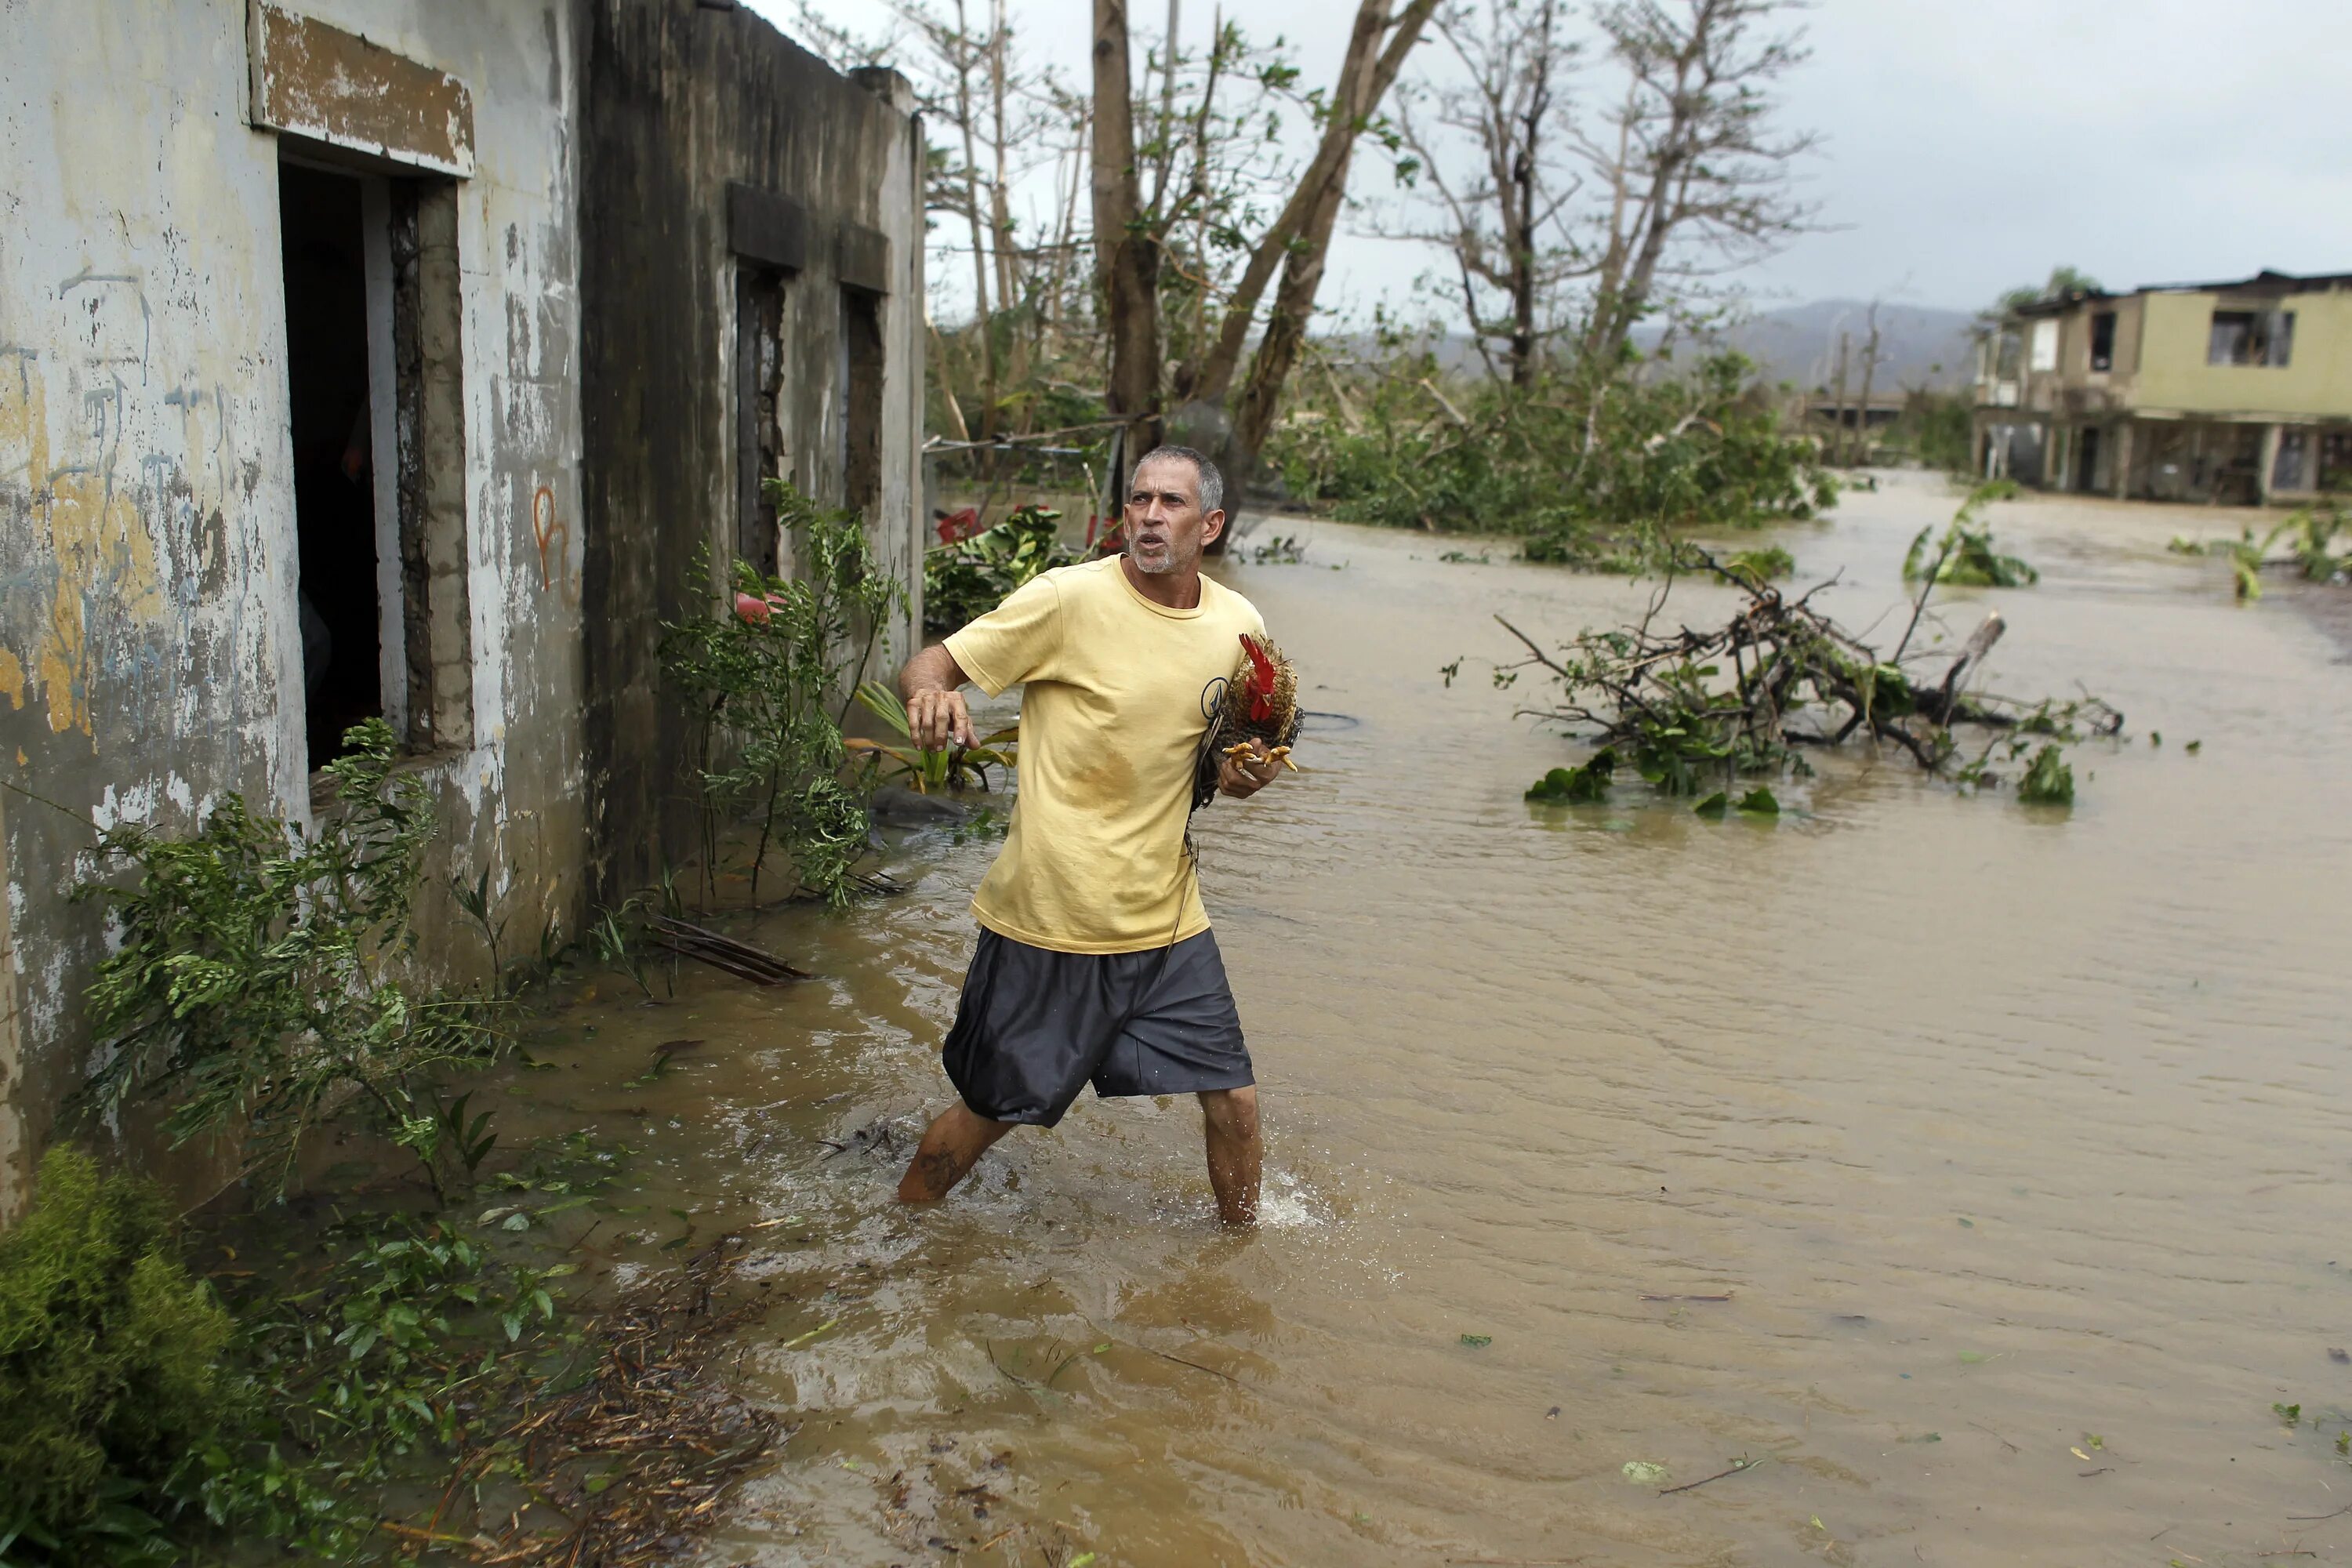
[1572,0,1818,364]
[1092,0,1164,452]
[1390,0,1584,387]
[1224,0,1439,468]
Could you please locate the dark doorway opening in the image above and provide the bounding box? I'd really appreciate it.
[840,289,884,519]
[2076,426,2101,492]
[278,162,382,765]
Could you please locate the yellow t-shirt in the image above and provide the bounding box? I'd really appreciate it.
[943,555,1268,954]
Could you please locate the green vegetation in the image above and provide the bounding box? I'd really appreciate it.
[1904,485,2039,588]
[1524,748,1616,804]
[2172,503,2351,601]
[663,481,905,906]
[849,680,1019,794]
[1473,532,2118,809]
[1269,350,1835,568]
[0,1147,229,1566]
[2015,744,2075,806]
[77,720,503,1200]
[922,503,1078,636]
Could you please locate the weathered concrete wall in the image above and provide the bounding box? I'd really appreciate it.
[576,0,926,900]
[0,0,586,1214]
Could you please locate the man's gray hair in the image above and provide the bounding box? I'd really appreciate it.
[1132,444,1225,517]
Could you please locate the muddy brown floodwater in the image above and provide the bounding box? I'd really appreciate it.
[494,470,2352,1566]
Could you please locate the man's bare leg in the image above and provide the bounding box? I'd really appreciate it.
[1198,1086,1261,1226]
[898,1102,1014,1203]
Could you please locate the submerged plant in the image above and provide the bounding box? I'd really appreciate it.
[1526,747,1617,804]
[1904,484,2039,588]
[2016,743,2074,805]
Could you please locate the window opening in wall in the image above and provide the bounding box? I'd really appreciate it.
[840,288,884,520]
[278,163,381,765]
[735,267,787,574]
[2320,430,2352,492]
[2209,308,2295,367]
[2089,311,2116,372]
[2027,318,2058,373]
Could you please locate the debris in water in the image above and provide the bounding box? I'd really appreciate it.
[1659,1454,1764,1494]
[445,1236,783,1566]
[1620,1461,1668,1485]
[1460,1334,1494,1348]
[646,914,809,985]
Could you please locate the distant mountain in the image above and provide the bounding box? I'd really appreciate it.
[1635,299,1980,393]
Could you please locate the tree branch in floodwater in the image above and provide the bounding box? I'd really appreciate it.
[1460,542,2121,803]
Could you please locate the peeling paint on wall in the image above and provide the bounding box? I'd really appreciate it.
[0,359,168,743]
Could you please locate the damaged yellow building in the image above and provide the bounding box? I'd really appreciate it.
[1973,270,2352,505]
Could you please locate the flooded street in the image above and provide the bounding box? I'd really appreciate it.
[503,471,2352,1566]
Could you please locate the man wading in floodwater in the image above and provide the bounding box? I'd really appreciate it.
[894,446,1286,1225]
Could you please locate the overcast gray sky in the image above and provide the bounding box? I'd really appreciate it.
[757,0,2352,319]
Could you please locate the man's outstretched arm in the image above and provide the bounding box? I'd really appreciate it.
[901,644,977,750]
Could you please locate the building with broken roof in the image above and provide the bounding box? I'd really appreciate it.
[1972,270,2352,505]
[0,0,926,1213]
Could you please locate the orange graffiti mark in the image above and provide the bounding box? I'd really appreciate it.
[531,485,563,592]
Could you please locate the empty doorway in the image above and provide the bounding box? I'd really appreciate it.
[2077,426,2102,493]
[278,162,382,764]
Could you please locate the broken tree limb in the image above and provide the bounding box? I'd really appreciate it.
[646,916,808,986]
[1485,543,2118,795]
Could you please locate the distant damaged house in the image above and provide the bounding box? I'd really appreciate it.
[1973,270,2351,503]
[0,1,924,1212]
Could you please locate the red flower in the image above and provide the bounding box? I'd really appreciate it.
[734,592,771,624]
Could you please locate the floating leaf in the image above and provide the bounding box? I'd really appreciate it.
[1957,1350,1986,1364]
[1693,791,1729,818]
[1621,1461,1669,1485]
[1733,787,1780,815]
[1459,1334,1493,1348]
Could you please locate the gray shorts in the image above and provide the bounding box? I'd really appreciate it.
[942,928,1254,1127]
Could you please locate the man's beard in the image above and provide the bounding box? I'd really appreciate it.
[1131,539,1180,574]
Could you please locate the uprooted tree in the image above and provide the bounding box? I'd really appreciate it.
[1459,493,2121,807]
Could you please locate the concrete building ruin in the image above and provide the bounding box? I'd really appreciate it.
[0,0,925,1214]
[1973,270,2352,504]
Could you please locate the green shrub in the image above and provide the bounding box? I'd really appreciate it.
[662,482,904,906]
[922,503,1076,635]
[77,720,503,1199]
[1269,351,1835,555]
[0,1147,228,1563]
